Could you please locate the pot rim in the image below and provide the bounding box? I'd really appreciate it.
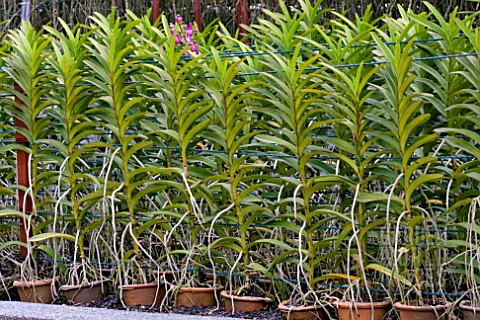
[278,300,326,311]
[59,279,110,291]
[13,276,59,288]
[335,298,390,309]
[120,282,166,290]
[394,301,452,311]
[459,300,480,311]
[220,290,272,303]
[179,285,224,293]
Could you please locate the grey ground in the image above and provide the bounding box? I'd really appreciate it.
[0,301,247,320]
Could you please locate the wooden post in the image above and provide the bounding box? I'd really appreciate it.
[14,84,32,259]
[236,0,250,40]
[193,0,203,32]
[152,0,160,24]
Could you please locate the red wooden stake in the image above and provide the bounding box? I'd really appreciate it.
[152,0,160,24]
[14,84,32,259]
[236,0,250,41]
[193,0,203,32]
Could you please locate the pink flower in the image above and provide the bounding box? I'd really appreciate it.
[184,23,199,41]
[175,14,184,25]
[190,41,199,55]
[169,17,200,56]
[175,34,183,46]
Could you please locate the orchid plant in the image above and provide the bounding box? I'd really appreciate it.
[170,14,200,56]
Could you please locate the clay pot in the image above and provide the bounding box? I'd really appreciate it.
[150,269,175,282]
[278,300,328,320]
[220,290,272,312]
[204,272,226,285]
[460,300,480,320]
[394,301,452,320]
[176,286,224,307]
[59,280,109,305]
[257,277,276,295]
[335,299,390,320]
[120,282,167,307]
[13,277,58,304]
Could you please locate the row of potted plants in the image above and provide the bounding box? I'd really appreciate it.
[10,264,480,320]
[0,1,479,319]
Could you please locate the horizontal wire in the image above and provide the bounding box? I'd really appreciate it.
[235,52,478,77]
[26,212,468,234]
[227,34,455,52]
[101,143,477,161]
[2,137,473,161]
[169,36,449,61]
[0,35,451,74]
[0,42,476,84]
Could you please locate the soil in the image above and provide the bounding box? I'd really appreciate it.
[1,259,18,278]
[233,287,267,298]
[0,259,20,301]
[75,294,284,320]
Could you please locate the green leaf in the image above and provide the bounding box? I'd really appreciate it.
[30,232,77,243]
[246,239,294,251]
[312,273,360,285]
[357,192,404,206]
[0,209,27,219]
[407,215,425,229]
[456,222,480,235]
[365,263,412,286]
[0,240,27,252]
[405,174,443,205]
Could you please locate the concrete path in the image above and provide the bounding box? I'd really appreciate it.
[0,301,245,320]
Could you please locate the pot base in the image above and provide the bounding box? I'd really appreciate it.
[220,290,272,312]
[394,301,451,320]
[60,280,109,305]
[278,300,328,320]
[335,300,390,320]
[176,286,224,307]
[120,282,166,307]
[460,301,480,320]
[13,277,58,304]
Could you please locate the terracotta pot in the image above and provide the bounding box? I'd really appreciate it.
[59,280,109,305]
[257,277,276,295]
[220,290,272,312]
[204,272,226,285]
[460,300,480,320]
[13,277,58,304]
[278,300,328,320]
[335,299,390,320]
[120,282,166,307]
[150,269,175,282]
[394,301,452,320]
[176,286,224,307]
